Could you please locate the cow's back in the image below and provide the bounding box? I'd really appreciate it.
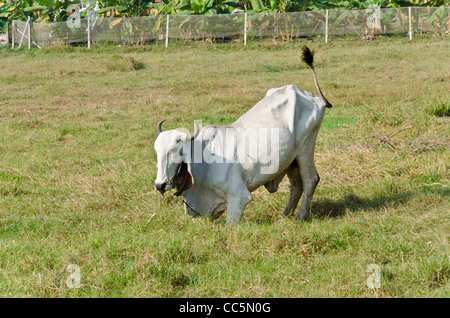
[228,85,327,189]
[231,85,326,143]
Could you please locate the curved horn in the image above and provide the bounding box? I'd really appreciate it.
[156,119,166,136]
[186,121,200,141]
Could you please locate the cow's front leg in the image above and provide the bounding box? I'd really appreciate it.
[226,190,253,225]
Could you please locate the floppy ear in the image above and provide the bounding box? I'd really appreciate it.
[173,161,193,196]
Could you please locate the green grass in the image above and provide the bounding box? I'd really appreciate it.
[106,55,146,72]
[321,115,357,132]
[0,36,449,297]
[425,99,450,117]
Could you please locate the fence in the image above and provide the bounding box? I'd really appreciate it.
[10,6,450,49]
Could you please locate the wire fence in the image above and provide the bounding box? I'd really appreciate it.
[10,6,450,49]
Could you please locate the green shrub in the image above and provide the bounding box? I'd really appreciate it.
[106,55,145,72]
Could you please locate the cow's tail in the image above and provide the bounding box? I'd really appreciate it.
[301,46,333,108]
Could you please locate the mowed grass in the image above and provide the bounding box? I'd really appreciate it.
[0,36,449,297]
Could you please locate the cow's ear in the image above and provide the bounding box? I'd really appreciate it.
[186,161,194,185]
[174,162,193,196]
[180,162,193,192]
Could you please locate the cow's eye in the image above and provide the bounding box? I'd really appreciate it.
[169,146,183,156]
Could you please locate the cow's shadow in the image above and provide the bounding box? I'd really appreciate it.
[213,186,447,225]
[310,186,448,220]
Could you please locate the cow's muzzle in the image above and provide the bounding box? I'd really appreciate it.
[155,165,179,195]
[155,182,167,195]
[155,163,192,197]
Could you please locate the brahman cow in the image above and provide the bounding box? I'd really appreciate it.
[154,46,332,224]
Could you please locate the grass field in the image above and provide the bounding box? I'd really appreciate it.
[0,36,449,298]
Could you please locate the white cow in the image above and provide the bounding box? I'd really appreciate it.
[154,46,332,224]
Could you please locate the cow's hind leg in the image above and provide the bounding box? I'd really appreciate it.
[295,154,320,221]
[280,161,303,218]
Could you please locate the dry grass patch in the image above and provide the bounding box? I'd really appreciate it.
[0,37,449,297]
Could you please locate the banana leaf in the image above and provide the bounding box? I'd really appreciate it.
[175,0,191,11]
[152,15,162,33]
[334,10,355,26]
[191,0,214,14]
[96,6,128,15]
[23,5,47,12]
[85,3,97,11]
[429,6,446,23]
[177,10,196,15]
[250,0,266,11]
[204,8,217,15]
[110,17,123,27]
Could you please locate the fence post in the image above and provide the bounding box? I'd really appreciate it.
[244,12,247,46]
[87,10,91,49]
[408,7,412,40]
[27,17,31,50]
[165,15,169,48]
[12,20,14,48]
[325,10,329,43]
[5,22,9,47]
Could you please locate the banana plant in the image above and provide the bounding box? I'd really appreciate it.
[2,0,448,24]
[146,0,240,16]
[2,0,33,21]
[0,1,15,18]
[0,1,13,31]
[428,5,449,31]
[3,0,83,22]
[95,0,155,17]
